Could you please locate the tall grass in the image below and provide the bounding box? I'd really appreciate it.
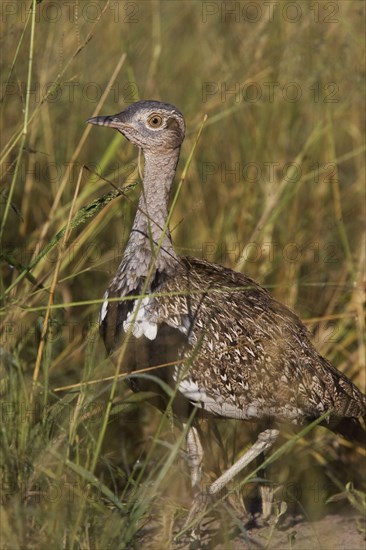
[1,1,365,547]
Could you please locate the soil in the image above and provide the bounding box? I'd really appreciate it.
[174,510,366,550]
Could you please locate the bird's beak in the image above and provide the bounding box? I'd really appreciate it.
[87,115,122,129]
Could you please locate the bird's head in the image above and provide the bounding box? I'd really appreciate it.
[87,100,185,152]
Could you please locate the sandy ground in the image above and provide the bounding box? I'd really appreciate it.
[172,511,366,550]
[222,514,364,550]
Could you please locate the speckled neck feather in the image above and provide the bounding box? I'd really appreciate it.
[123,147,180,276]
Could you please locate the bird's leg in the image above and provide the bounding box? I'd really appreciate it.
[259,454,274,520]
[208,429,279,497]
[183,425,205,534]
[183,428,279,533]
[185,425,204,495]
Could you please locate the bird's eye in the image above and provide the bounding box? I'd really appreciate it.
[147,114,163,128]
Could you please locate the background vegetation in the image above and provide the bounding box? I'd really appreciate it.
[1,1,365,548]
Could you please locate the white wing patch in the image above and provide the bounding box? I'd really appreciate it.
[123,297,158,340]
[175,372,246,418]
[178,378,248,418]
[178,378,211,402]
[99,291,109,323]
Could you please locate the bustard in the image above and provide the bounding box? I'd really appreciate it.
[88,100,366,520]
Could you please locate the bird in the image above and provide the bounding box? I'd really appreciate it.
[87,100,366,521]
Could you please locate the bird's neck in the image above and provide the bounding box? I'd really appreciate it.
[124,147,180,277]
